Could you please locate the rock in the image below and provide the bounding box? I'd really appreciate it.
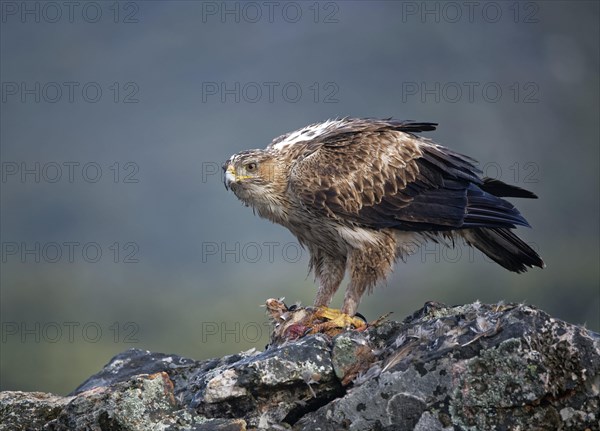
[0,391,73,431]
[1,302,599,430]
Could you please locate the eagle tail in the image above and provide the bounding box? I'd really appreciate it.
[480,177,538,199]
[462,227,545,273]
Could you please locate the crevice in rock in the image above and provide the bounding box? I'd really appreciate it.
[282,381,346,426]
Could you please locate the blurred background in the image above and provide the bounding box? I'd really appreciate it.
[1,1,598,395]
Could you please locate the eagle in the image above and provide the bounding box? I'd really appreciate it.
[223,118,544,320]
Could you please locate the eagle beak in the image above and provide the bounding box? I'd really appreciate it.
[223,163,236,191]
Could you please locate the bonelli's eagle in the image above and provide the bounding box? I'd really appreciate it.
[223,118,544,317]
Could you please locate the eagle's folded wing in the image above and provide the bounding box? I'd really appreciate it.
[288,120,533,232]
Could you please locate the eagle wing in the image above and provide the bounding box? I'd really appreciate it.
[288,119,533,231]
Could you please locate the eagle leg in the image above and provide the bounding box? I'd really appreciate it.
[342,240,396,316]
[311,251,346,308]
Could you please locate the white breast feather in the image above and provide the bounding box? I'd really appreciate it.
[336,226,380,248]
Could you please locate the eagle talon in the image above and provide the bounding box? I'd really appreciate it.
[310,306,368,333]
[265,299,393,345]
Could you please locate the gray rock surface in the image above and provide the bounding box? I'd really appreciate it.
[1,302,599,430]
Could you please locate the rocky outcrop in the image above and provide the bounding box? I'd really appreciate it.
[1,302,599,430]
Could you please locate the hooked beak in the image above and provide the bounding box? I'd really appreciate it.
[223,163,236,190]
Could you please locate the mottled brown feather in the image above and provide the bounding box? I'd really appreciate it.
[289,129,424,219]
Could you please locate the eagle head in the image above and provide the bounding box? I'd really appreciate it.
[223,149,287,217]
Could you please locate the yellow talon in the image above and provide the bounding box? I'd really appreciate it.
[312,306,367,332]
[265,299,386,344]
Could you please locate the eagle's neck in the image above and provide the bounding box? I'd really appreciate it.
[253,198,289,225]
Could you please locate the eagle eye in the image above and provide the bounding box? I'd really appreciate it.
[246,162,258,172]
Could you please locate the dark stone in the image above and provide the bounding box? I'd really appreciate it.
[1,302,599,430]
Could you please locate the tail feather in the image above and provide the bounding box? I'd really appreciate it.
[480,177,538,199]
[464,183,532,229]
[462,228,545,273]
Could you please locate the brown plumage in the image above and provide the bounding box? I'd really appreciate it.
[223,118,544,316]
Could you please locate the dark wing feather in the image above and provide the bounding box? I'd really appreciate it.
[480,178,538,199]
[462,228,544,272]
[289,119,535,232]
